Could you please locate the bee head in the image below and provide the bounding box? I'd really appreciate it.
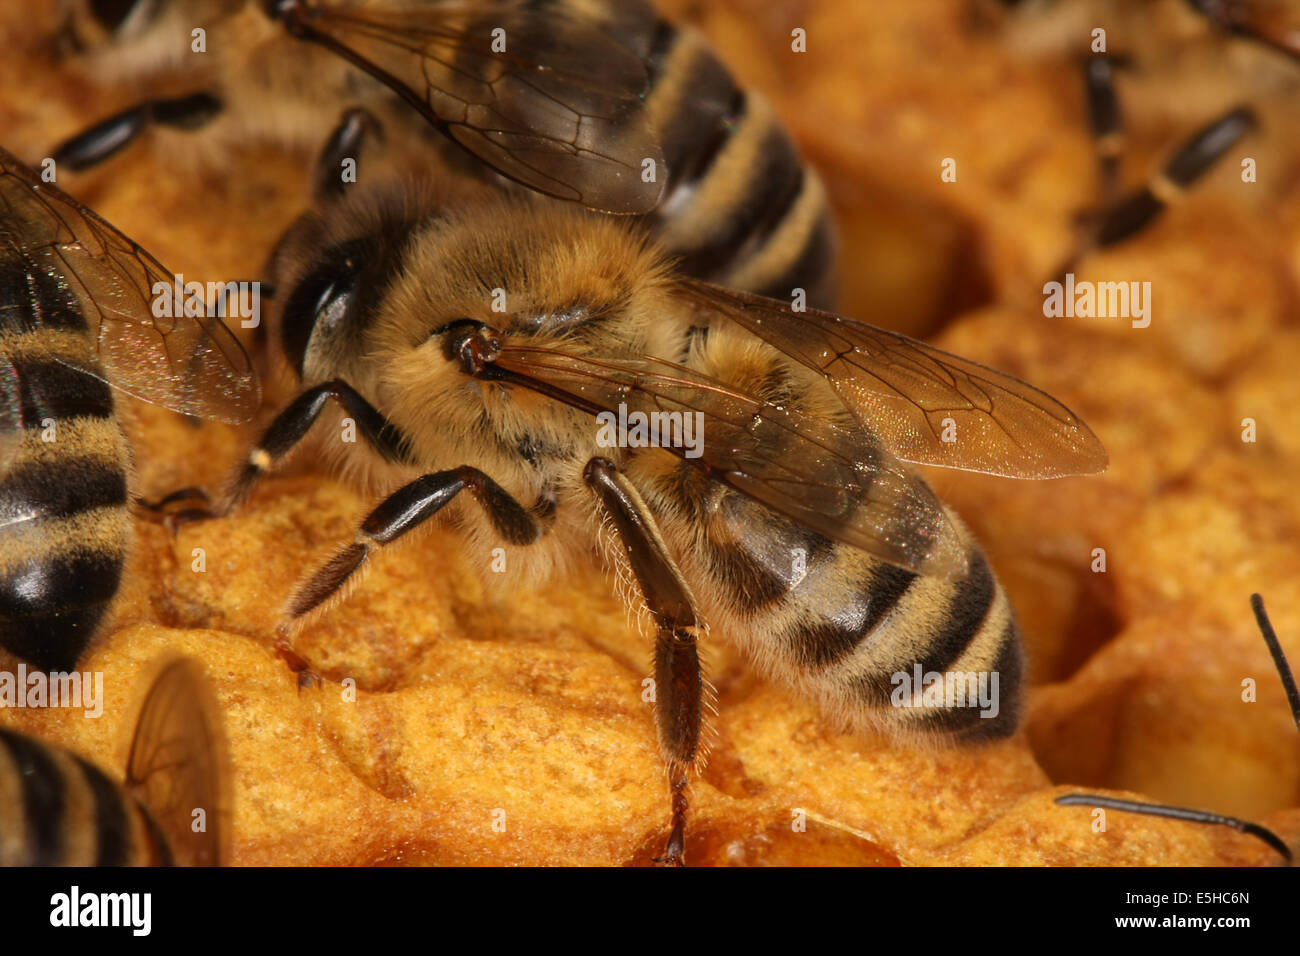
[268,187,426,386]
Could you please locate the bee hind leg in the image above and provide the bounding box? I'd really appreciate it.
[584,458,704,868]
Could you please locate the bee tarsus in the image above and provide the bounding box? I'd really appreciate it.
[274,636,324,691]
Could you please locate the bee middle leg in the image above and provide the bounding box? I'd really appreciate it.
[132,486,212,533]
[280,466,543,678]
[584,458,704,867]
[153,379,412,530]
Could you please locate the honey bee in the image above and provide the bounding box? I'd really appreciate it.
[157,138,1107,863]
[1056,594,1297,866]
[0,145,259,671]
[57,0,837,303]
[0,657,227,866]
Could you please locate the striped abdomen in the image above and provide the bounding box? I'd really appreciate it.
[0,257,129,671]
[637,15,836,305]
[676,484,1023,741]
[0,725,171,866]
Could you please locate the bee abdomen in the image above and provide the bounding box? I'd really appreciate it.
[1,319,129,671]
[1,454,127,521]
[0,259,90,335]
[0,455,129,669]
[705,501,1024,741]
[785,562,920,668]
[0,726,165,866]
[794,547,1022,740]
[642,19,835,305]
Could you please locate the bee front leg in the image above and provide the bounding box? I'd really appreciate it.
[141,380,411,532]
[1053,70,1253,281]
[583,458,704,868]
[1082,55,1126,209]
[233,379,413,513]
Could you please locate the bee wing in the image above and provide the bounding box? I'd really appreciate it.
[674,279,1108,479]
[280,1,665,213]
[124,658,228,867]
[493,345,968,577]
[0,147,259,423]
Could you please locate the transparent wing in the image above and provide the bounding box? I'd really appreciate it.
[278,0,665,213]
[492,345,968,577]
[124,658,228,867]
[675,279,1108,478]
[0,146,259,423]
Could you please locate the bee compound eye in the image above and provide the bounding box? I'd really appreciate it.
[280,245,366,378]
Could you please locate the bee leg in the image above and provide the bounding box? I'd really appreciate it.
[1083,55,1125,208]
[273,634,323,692]
[223,380,412,513]
[132,487,215,534]
[1092,106,1255,247]
[51,92,222,172]
[135,486,211,513]
[279,466,541,671]
[313,107,384,201]
[584,458,704,868]
[1053,55,1127,280]
[147,381,408,529]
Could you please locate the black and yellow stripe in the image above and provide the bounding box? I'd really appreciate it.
[0,257,130,672]
[0,658,225,867]
[640,17,836,306]
[507,1,836,303]
[0,726,169,866]
[680,479,1022,741]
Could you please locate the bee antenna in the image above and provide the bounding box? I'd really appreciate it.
[1054,793,1293,863]
[1250,594,1300,734]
